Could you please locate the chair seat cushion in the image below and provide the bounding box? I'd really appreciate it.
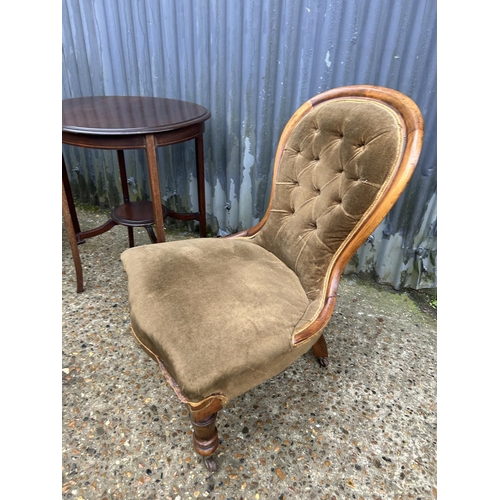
[121,238,315,403]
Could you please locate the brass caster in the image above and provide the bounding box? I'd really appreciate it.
[204,455,217,473]
[317,357,329,368]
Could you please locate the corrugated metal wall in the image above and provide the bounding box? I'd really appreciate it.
[62,0,437,289]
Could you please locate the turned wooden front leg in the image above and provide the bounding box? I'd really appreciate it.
[187,398,223,472]
[190,412,219,456]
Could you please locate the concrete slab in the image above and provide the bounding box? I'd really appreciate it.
[62,205,437,499]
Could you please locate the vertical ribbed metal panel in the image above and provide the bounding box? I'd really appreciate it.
[62,0,437,289]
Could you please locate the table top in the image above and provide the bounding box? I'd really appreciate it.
[62,96,211,135]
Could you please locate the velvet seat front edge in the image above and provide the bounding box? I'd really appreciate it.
[120,85,424,472]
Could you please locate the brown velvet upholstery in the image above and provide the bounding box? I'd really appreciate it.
[122,238,314,403]
[252,98,404,332]
[120,85,424,470]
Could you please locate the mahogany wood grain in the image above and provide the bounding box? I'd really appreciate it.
[62,96,210,135]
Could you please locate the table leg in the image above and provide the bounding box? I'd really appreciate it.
[117,150,130,202]
[145,134,166,243]
[116,149,135,247]
[62,156,82,235]
[62,180,84,293]
[195,136,207,237]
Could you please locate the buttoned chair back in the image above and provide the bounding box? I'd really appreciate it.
[243,86,423,343]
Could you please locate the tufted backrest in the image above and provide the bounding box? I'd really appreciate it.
[250,87,422,328]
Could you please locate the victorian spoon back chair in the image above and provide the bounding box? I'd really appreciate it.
[120,85,424,471]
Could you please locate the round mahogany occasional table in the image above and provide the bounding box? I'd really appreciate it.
[62,95,211,292]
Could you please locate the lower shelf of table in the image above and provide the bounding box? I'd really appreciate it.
[75,201,205,244]
[112,201,168,227]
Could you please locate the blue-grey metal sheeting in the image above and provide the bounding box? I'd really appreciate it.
[62,0,437,289]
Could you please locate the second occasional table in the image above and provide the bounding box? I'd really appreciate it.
[62,95,211,292]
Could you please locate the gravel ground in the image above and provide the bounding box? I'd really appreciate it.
[62,205,437,500]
